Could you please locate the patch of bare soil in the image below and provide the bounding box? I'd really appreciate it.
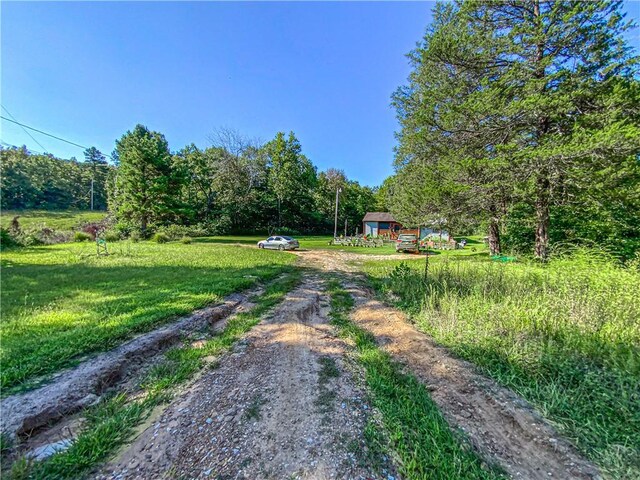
[97,276,392,480]
[344,281,602,480]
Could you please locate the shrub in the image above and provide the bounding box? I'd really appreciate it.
[152,232,170,244]
[14,225,70,246]
[185,224,208,237]
[275,226,301,236]
[180,236,192,244]
[157,225,188,241]
[104,231,120,242]
[129,231,141,243]
[0,228,19,249]
[74,231,91,242]
[81,223,102,240]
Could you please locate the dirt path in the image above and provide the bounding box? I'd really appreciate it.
[12,249,602,479]
[98,275,391,480]
[295,250,602,480]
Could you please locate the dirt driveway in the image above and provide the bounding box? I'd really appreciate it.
[94,250,598,479]
[98,274,392,480]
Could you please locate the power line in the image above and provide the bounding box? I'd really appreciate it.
[1,105,48,152]
[0,114,89,150]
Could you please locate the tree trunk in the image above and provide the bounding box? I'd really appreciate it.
[488,216,501,256]
[534,173,550,261]
[277,197,281,228]
[141,216,148,238]
[531,0,550,262]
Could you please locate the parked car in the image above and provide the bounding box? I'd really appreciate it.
[257,236,300,251]
[396,233,419,253]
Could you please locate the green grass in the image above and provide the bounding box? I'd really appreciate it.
[362,251,640,479]
[1,210,108,230]
[197,234,489,257]
[1,241,297,394]
[326,279,503,480]
[10,272,301,480]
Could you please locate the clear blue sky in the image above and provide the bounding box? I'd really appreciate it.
[2,1,639,187]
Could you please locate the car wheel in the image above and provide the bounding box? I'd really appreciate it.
[279,244,285,251]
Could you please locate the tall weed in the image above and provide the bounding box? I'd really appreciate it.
[365,249,640,478]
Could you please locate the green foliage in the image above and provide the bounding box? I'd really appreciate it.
[0,242,296,393]
[151,232,170,243]
[0,228,19,249]
[314,168,378,235]
[364,252,640,478]
[0,147,113,211]
[180,236,192,244]
[74,231,91,242]
[113,125,180,236]
[104,231,120,242]
[392,0,640,260]
[265,131,318,229]
[83,147,110,210]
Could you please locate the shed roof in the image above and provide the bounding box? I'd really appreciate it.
[363,212,397,222]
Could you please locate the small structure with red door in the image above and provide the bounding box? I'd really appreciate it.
[362,212,449,241]
[362,212,406,239]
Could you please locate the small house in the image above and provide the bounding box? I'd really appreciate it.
[362,212,449,240]
[362,212,403,237]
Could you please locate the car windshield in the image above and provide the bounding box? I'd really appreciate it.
[282,236,294,241]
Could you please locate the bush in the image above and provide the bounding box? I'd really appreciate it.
[152,232,170,244]
[180,236,192,244]
[157,225,188,241]
[14,225,70,246]
[74,231,92,242]
[0,228,19,249]
[104,231,120,242]
[274,226,301,236]
[129,231,141,243]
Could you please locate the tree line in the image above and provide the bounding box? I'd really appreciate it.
[390,0,640,260]
[1,128,381,236]
[1,146,112,211]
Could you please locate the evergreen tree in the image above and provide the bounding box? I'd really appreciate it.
[113,125,177,236]
[393,0,640,259]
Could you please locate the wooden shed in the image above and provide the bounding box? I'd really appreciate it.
[362,212,403,238]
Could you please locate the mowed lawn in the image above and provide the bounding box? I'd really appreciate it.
[1,210,108,230]
[196,235,398,254]
[1,241,296,394]
[197,235,489,256]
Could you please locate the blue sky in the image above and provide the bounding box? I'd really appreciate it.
[1,1,639,187]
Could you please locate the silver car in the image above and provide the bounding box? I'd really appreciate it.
[396,233,419,253]
[257,236,300,251]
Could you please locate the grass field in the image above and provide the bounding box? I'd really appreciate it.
[198,234,489,257]
[0,241,296,394]
[1,210,108,230]
[363,252,640,478]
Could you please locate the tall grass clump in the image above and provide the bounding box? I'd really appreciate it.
[363,249,640,479]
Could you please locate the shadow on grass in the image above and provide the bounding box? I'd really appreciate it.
[1,262,295,393]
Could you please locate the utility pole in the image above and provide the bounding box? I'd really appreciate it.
[333,187,342,238]
[90,179,94,211]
